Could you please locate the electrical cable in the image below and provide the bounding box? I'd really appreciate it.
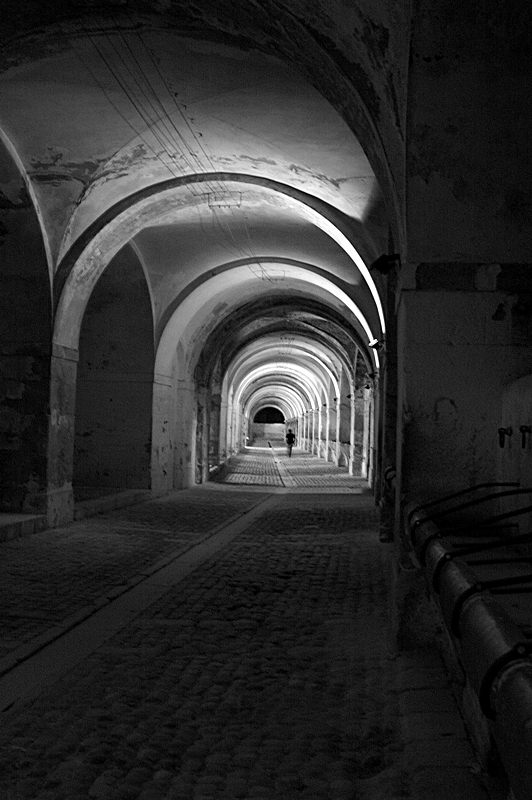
[58,20,190,190]
[125,20,275,275]
[103,18,203,179]
[61,15,277,280]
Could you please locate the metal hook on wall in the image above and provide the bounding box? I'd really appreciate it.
[519,425,531,449]
[498,427,513,448]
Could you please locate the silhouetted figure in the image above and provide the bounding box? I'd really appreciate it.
[286,428,296,457]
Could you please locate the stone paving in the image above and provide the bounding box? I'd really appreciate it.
[0,489,265,664]
[217,448,366,492]
[278,450,365,492]
[0,450,492,799]
[214,449,283,486]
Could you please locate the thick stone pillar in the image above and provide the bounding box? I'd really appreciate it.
[317,407,323,457]
[0,136,53,516]
[151,371,175,496]
[348,388,356,475]
[324,404,330,461]
[361,387,371,479]
[230,407,238,454]
[219,398,229,463]
[335,398,341,466]
[195,387,209,483]
[173,379,196,489]
[0,340,53,516]
[378,275,398,540]
[209,392,221,470]
[397,284,532,500]
[42,344,77,527]
[401,0,532,508]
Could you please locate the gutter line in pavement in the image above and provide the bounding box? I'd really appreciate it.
[0,492,279,719]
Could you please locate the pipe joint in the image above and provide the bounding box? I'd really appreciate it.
[480,642,532,719]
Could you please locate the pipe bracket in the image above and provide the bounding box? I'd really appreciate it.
[479,642,532,719]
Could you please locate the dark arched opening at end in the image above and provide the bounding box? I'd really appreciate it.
[253,407,285,423]
[249,406,286,447]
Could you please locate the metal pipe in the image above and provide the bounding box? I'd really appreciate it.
[406,483,519,525]
[423,487,532,525]
[405,496,532,800]
[444,503,532,535]
[458,594,531,715]
[492,664,532,800]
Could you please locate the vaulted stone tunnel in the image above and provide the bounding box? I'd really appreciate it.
[1,2,532,796]
[1,4,394,522]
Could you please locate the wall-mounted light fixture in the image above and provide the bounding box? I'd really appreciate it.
[520,425,531,448]
[370,253,401,275]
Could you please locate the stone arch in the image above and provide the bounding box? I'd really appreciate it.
[16,9,402,263]
[152,261,379,487]
[73,243,155,496]
[53,175,387,352]
[0,131,54,515]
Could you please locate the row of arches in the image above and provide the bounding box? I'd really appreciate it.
[0,8,397,526]
[1,173,383,521]
[72,244,378,499]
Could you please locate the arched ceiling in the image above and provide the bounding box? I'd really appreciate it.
[1,25,384,263]
[0,4,398,425]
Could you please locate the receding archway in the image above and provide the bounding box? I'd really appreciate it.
[248,405,285,447]
[73,245,155,497]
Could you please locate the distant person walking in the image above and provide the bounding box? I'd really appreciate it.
[285,428,296,457]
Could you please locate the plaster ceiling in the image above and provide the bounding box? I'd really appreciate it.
[0,9,389,421]
[0,29,379,261]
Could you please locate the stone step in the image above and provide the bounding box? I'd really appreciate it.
[73,488,152,520]
[0,513,46,543]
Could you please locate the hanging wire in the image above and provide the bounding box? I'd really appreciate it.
[124,16,275,278]
[85,19,208,199]
[102,18,203,178]
[58,18,196,195]
[60,14,275,279]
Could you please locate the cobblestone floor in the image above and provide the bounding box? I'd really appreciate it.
[213,449,283,486]
[280,452,366,492]
[0,450,490,800]
[216,448,366,492]
[0,490,264,662]
[0,496,404,800]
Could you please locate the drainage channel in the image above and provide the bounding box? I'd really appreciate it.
[267,442,296,488]
[0,492,282,720]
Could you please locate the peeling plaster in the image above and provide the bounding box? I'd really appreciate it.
[238,154,277,166]
[287,163,360,190]
[30,172,86,186]
[30,157,106,188]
